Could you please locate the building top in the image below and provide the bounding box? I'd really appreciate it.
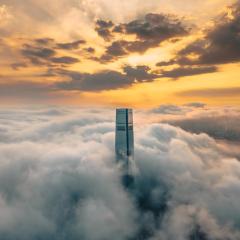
[116,108,132,113]
[116,108,133,124]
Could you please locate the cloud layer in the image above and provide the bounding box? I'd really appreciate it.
[0,107,240,240]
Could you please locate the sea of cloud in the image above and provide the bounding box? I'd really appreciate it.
[0,106,239,240]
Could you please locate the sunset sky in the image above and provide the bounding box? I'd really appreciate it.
[0,0,240,107]
[1,2,240,239]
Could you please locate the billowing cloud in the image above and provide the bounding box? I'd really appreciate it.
[0,107,240,240]
[148,106,240,158]
[162,107,240,142]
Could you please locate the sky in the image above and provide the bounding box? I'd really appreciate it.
[1,2,240,239]
[0,0,240,107]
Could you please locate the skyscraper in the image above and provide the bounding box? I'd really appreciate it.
[115,108,134,169]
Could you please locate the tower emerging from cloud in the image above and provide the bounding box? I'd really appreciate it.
[115,108,134,169]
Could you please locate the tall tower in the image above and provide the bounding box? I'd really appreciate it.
[115,108,134,169]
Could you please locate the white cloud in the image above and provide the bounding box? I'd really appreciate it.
[0,107,239,239]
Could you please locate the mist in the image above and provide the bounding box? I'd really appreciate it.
[0,107,239,240]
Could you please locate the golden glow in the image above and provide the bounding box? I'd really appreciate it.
[70,63,240,108]
[0,0,239,107]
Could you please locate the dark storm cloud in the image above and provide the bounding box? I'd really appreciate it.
[56,40,86,50]
[160,1,240,67]
[20,43,80,67]
[32,38,86,50]
[178,40,205,57]
[11,62,28,70]
[95,20,114,41]
[121,13,188,42]
[95,13,188,62]
[1,64,158,97]
[159,66,217,79]
[191,6,240,65]
[123,65,158,81]
[96,20,114,29]
[34,38,55,45]
[57,70,133,91]
[21,44,56,59]
[98,41,128,62]
[177,87,240,97]
[0,108,240,240]
[55,65,158,91]
[99,40,161,62]
[50,56,79,64]
[84,47,95,53]
[156,59,176,67]
[105,41,127,56]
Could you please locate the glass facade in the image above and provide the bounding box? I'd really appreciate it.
[115,108,134,167]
